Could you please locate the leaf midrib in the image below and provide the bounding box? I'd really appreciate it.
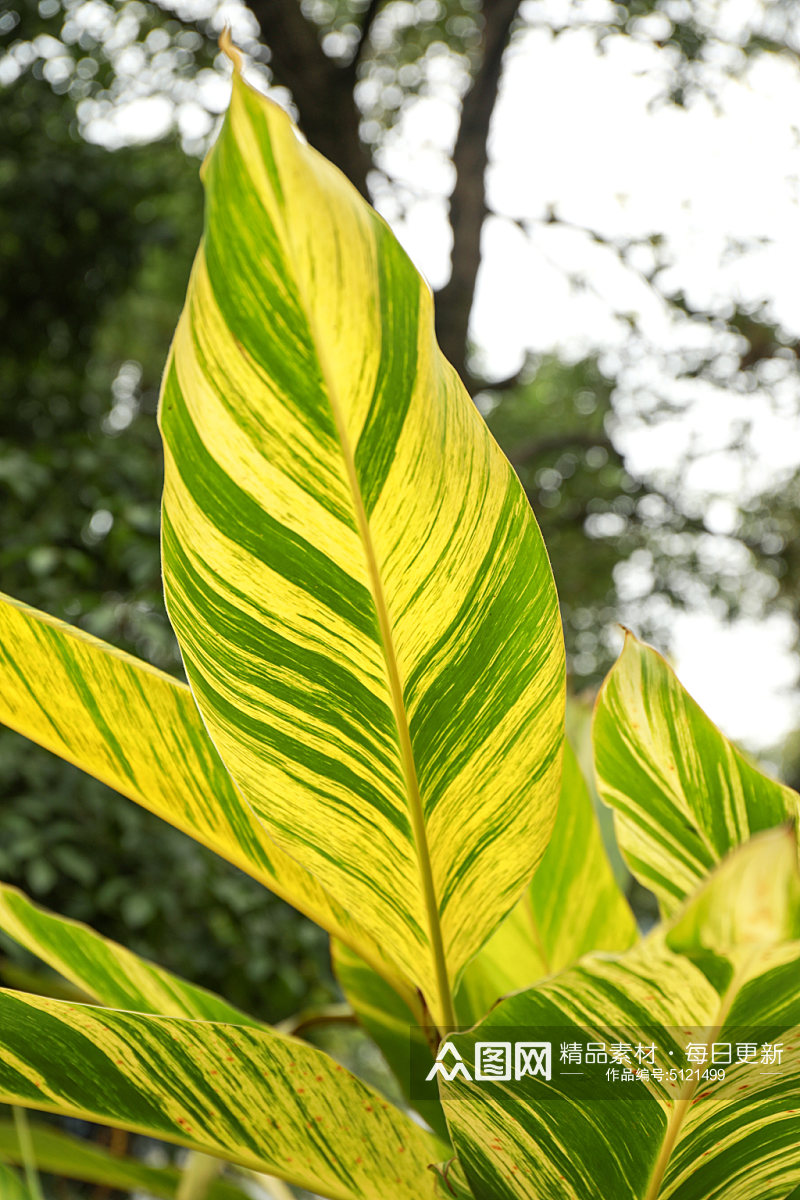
[642,954,754,1200]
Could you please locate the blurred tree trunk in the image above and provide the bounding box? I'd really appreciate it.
[244,0,523,392]
[246,0,373,199]
[433,0,521,385]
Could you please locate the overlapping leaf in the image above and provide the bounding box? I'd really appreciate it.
[0,1119,249,1200]
[0,990,444,1200]
[0,883,256,1023]
[593,632,799,912]
[332,940,450,1141]
[439,828,800,1199]
[0,593,401,990]
[159,46,565,1026]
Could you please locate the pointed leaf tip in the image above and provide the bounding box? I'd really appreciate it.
[219,28,244,74]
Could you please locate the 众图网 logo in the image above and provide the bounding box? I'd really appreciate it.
[425,1041,552,1083]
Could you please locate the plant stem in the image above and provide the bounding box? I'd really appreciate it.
[12,1108,44,1200]
[175,1152,222,1200]
[276,1003,357,1037]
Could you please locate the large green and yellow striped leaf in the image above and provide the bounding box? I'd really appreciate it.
[439,828,800,1200]
[593,632,800,913]
[0,883,257,1024]
[0,593,403,993]
[0,1119,250,1200]
[0,992,445,1200]
[158,45,565,1028]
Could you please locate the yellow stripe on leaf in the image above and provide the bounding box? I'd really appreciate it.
[459,739,636,1020]
[334,743,635,1134]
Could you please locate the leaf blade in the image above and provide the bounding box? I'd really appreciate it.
[526,738,637,974]
[0,991,444,1200]
[0,1120,250,1200]
[159,67,565,1025]
[334,743,636,1134]
[0,1161,30,1200]
[593,632,799,912]
[0,883,256,1024]
[455,740,636,1022]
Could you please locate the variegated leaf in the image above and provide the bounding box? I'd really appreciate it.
[332,939,450,1142]
[456,739,636,1018]
[593,632,799,913]
[159,43,565,1027]
[334,742,635,1132]
[0,991,445,1200]
[0,883,256,1024]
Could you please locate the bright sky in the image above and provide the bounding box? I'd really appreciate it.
[12,0,800,752]
[365,13,800,753]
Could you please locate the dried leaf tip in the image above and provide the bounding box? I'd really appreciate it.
[219,27,244,74]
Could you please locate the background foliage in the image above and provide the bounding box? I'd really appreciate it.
[0,2,333,1023]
